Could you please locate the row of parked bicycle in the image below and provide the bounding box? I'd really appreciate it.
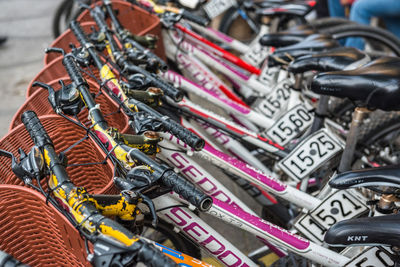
[1,0,400,266]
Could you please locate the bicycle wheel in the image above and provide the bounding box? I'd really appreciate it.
[326,24,400,56]
[127,217,202,259]
[218,7,261,42]
[357,111,400,166]
[52,0,86,38]
[270,252,311,267]
[307,17,355,31]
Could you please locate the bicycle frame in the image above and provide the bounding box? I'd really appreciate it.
[154,193,350,267]
[161,69,275,128]
[159,131,319,211]
[163,30,271,96]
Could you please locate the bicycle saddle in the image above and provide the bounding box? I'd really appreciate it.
[288,47,368,74]
[259,24,316,47]
[329,165,400,190]
[311,57,400,111]
[256,2,314,17]
[268,34,339,66]
[324,213,400,247]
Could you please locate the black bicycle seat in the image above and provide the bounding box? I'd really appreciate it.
[259,25,315,47]
[311,57,400,111]
[288,47,367,74]
[268,34,339,66]
[329,165,400,190]
[256,2,314,17]
[325,213,400,247]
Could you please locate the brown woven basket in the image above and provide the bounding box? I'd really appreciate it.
[44,0,165,65]
[0,114,118,195]
[44,22,99,65]
[0,185,90,266]
[27,56,102,98]
[14,77,130,133]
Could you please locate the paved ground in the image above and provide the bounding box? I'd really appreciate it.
[0,1,275,265]
[0,0,63,135]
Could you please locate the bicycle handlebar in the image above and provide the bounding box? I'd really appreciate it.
[20,110,177,267]
[128,97,204,151]
[102,1,168,72]
[122,63,183,102]
[60,54,210,211]
[124,145,212,211]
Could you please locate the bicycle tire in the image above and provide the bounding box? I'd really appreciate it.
[140,217,202,259]
[359,111,400,145]
[307,17,355,31]
[351,110,400,166]
[218,6,261,42]
[52,0,73,38]
[325,24,400,56]
[52,0,86,38]
[269,252,310,267]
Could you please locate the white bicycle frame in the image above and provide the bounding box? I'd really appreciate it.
[153,193,350,267]
[159,132,319,211]
[156,133,392,267]
[163,29,272,96]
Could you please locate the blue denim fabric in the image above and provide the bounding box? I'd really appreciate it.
[346,0,400,49]
[328,0,345,17]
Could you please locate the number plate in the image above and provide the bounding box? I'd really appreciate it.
[253,79,291,119]
[242,42,269,67]
[345,247,395,267]
[278,129,342,180]
[203,0,237,19]
[294,189,368,243]
[266,104,314,146]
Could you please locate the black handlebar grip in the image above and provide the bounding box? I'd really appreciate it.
[149,74,183,102]
[161,169,212,211]
[62,55,88,89]
[91,6,108,31]
[181,10,210,26]
[128,98,204,150]
[69,21,91,46]
[125,64,183,102]
[132,239,177,267]
[164,117,205,151]
[21,111,53,148]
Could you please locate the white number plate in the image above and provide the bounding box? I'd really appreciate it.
[266,104,313,146]
[242,42,269,67]
[203,0,237,19]
[345,247,395,267]
[294,189,368,243]
[278,129,343,180]
[253,79,291,119]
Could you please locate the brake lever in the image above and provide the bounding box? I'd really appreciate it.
[121,190,158,227]
[0,148,30,184]
[0,149,20,176]
[45,47,65,56]
[160,11,183,28]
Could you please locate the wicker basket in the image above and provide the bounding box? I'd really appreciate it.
[44,22,99,65]
[0,114,118,195]
[44,0,165,65]
[27,57,103,98]
[15,77,130,133]
[0,185,90,266]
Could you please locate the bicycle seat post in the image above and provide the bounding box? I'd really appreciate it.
[309,95,330,134]
[338,107,370,172]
